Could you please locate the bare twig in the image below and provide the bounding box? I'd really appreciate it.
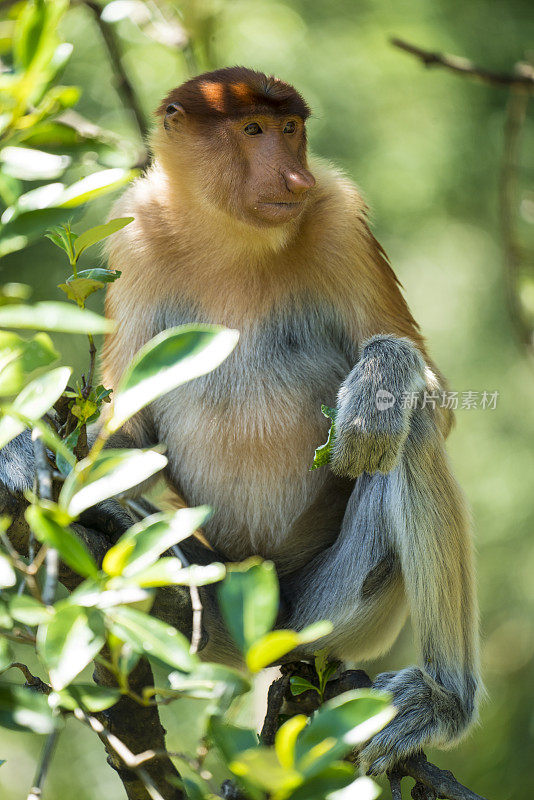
[499,88,533,359]
[82,1,150,144]
[259,672,290,745]
[32,433,57,605]
[170,543,203,655]
[6,662,51,693]
[74,707,166,800]
[27,730,60,800]
[400,753,488,800]
[391,38,534,91]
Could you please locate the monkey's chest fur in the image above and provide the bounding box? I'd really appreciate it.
[151,300,352,567]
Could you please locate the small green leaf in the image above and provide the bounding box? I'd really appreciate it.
[9,595,54,626]
[37,603,105,690]
[59,449,167,518]
[0,367,71,448]
[106,606,197,673]
[25,505,99,579]
[0,302,114,333]
[65,268,121,284]
[0,684,57,734]
[103,507,210,577]
[290,677,321,697]
[108,325,239,432]
[58,277,105,305]
[311,405,337,470]
[74,217,134,258]
[49,684,120,712]
[218,559,279,654]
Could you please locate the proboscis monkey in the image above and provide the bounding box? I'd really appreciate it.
[1,67,480,773]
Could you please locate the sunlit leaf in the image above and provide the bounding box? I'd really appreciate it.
[9,594,54,626]
[0,302,114,332]
[327,775,380,800]
[0,554,16,588]
[59,448,167,518]
[26,504,99,579]
[124,558,225,588]
[74,217,134,258]
[0,147,70,181]
[0,684,57,734]
[57,277,105,305]
[246,621,333,673]
[275,715,308,769]
[218,558,278,654]
[105,606,197,672]
[102,507,210,577]
[0,330,58,397]
[289,763,355,800]
[49,684,120,712]
[37,603,105,690]
[108,325,239,432]
[0,367,70,448]
[230,747,301,796]
[59,168,137,208]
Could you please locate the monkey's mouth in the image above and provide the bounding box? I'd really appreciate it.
[254,200,305,220]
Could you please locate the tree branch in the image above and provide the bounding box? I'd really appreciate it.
[82,1,150,144]
[391,38,534,91]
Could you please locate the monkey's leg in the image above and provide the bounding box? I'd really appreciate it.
[284,408,480,774]
[356,409,480,774]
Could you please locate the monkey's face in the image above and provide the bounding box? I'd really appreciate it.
[160,104,316,229]
[224,115,316,226]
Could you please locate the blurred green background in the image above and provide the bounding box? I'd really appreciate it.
[1,0,534,797]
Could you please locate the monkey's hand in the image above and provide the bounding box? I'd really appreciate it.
[358,667,475,775]
[331,335,426,479]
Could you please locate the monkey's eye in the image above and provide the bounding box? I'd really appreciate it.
[244,122,263,136]
[283,120,297,134]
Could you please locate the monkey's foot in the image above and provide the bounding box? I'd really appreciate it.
[358,667,472,775]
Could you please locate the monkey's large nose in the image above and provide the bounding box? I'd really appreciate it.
[283,168,316,195]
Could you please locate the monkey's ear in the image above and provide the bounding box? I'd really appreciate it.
[164,103,185,127]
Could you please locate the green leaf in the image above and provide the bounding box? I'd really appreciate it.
[0,637,13,671]
[103,507,210,577]
[290,677,321,697]
[327,775,380,800]
[230,747,301,796]
[209,717,258,762]
[0,331,58,397]
[49,684,120,712]
[0,367,71,448]
[9,594,54,626]
[106,606,197,673]
[57,277,105,305]
[218,559,279,654]
[246,622,333,673]
[74,217,134,258]
[25,505,99,579]
[125,559,225,588]
[288,763,355,800]
[45,223,76,260]
[0,147,70,181]
[65,268,121,284]
[59,448,167,518]
[275,714,308,769]
[0,684,57,734]
[311,405,337,470]
[59,169,137,208]
[0,302,114,333]
[108,325,239,432]
[169,663,251,703]
[37,603,105,690]
[294,690,394,777]
[0,554,16,588]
